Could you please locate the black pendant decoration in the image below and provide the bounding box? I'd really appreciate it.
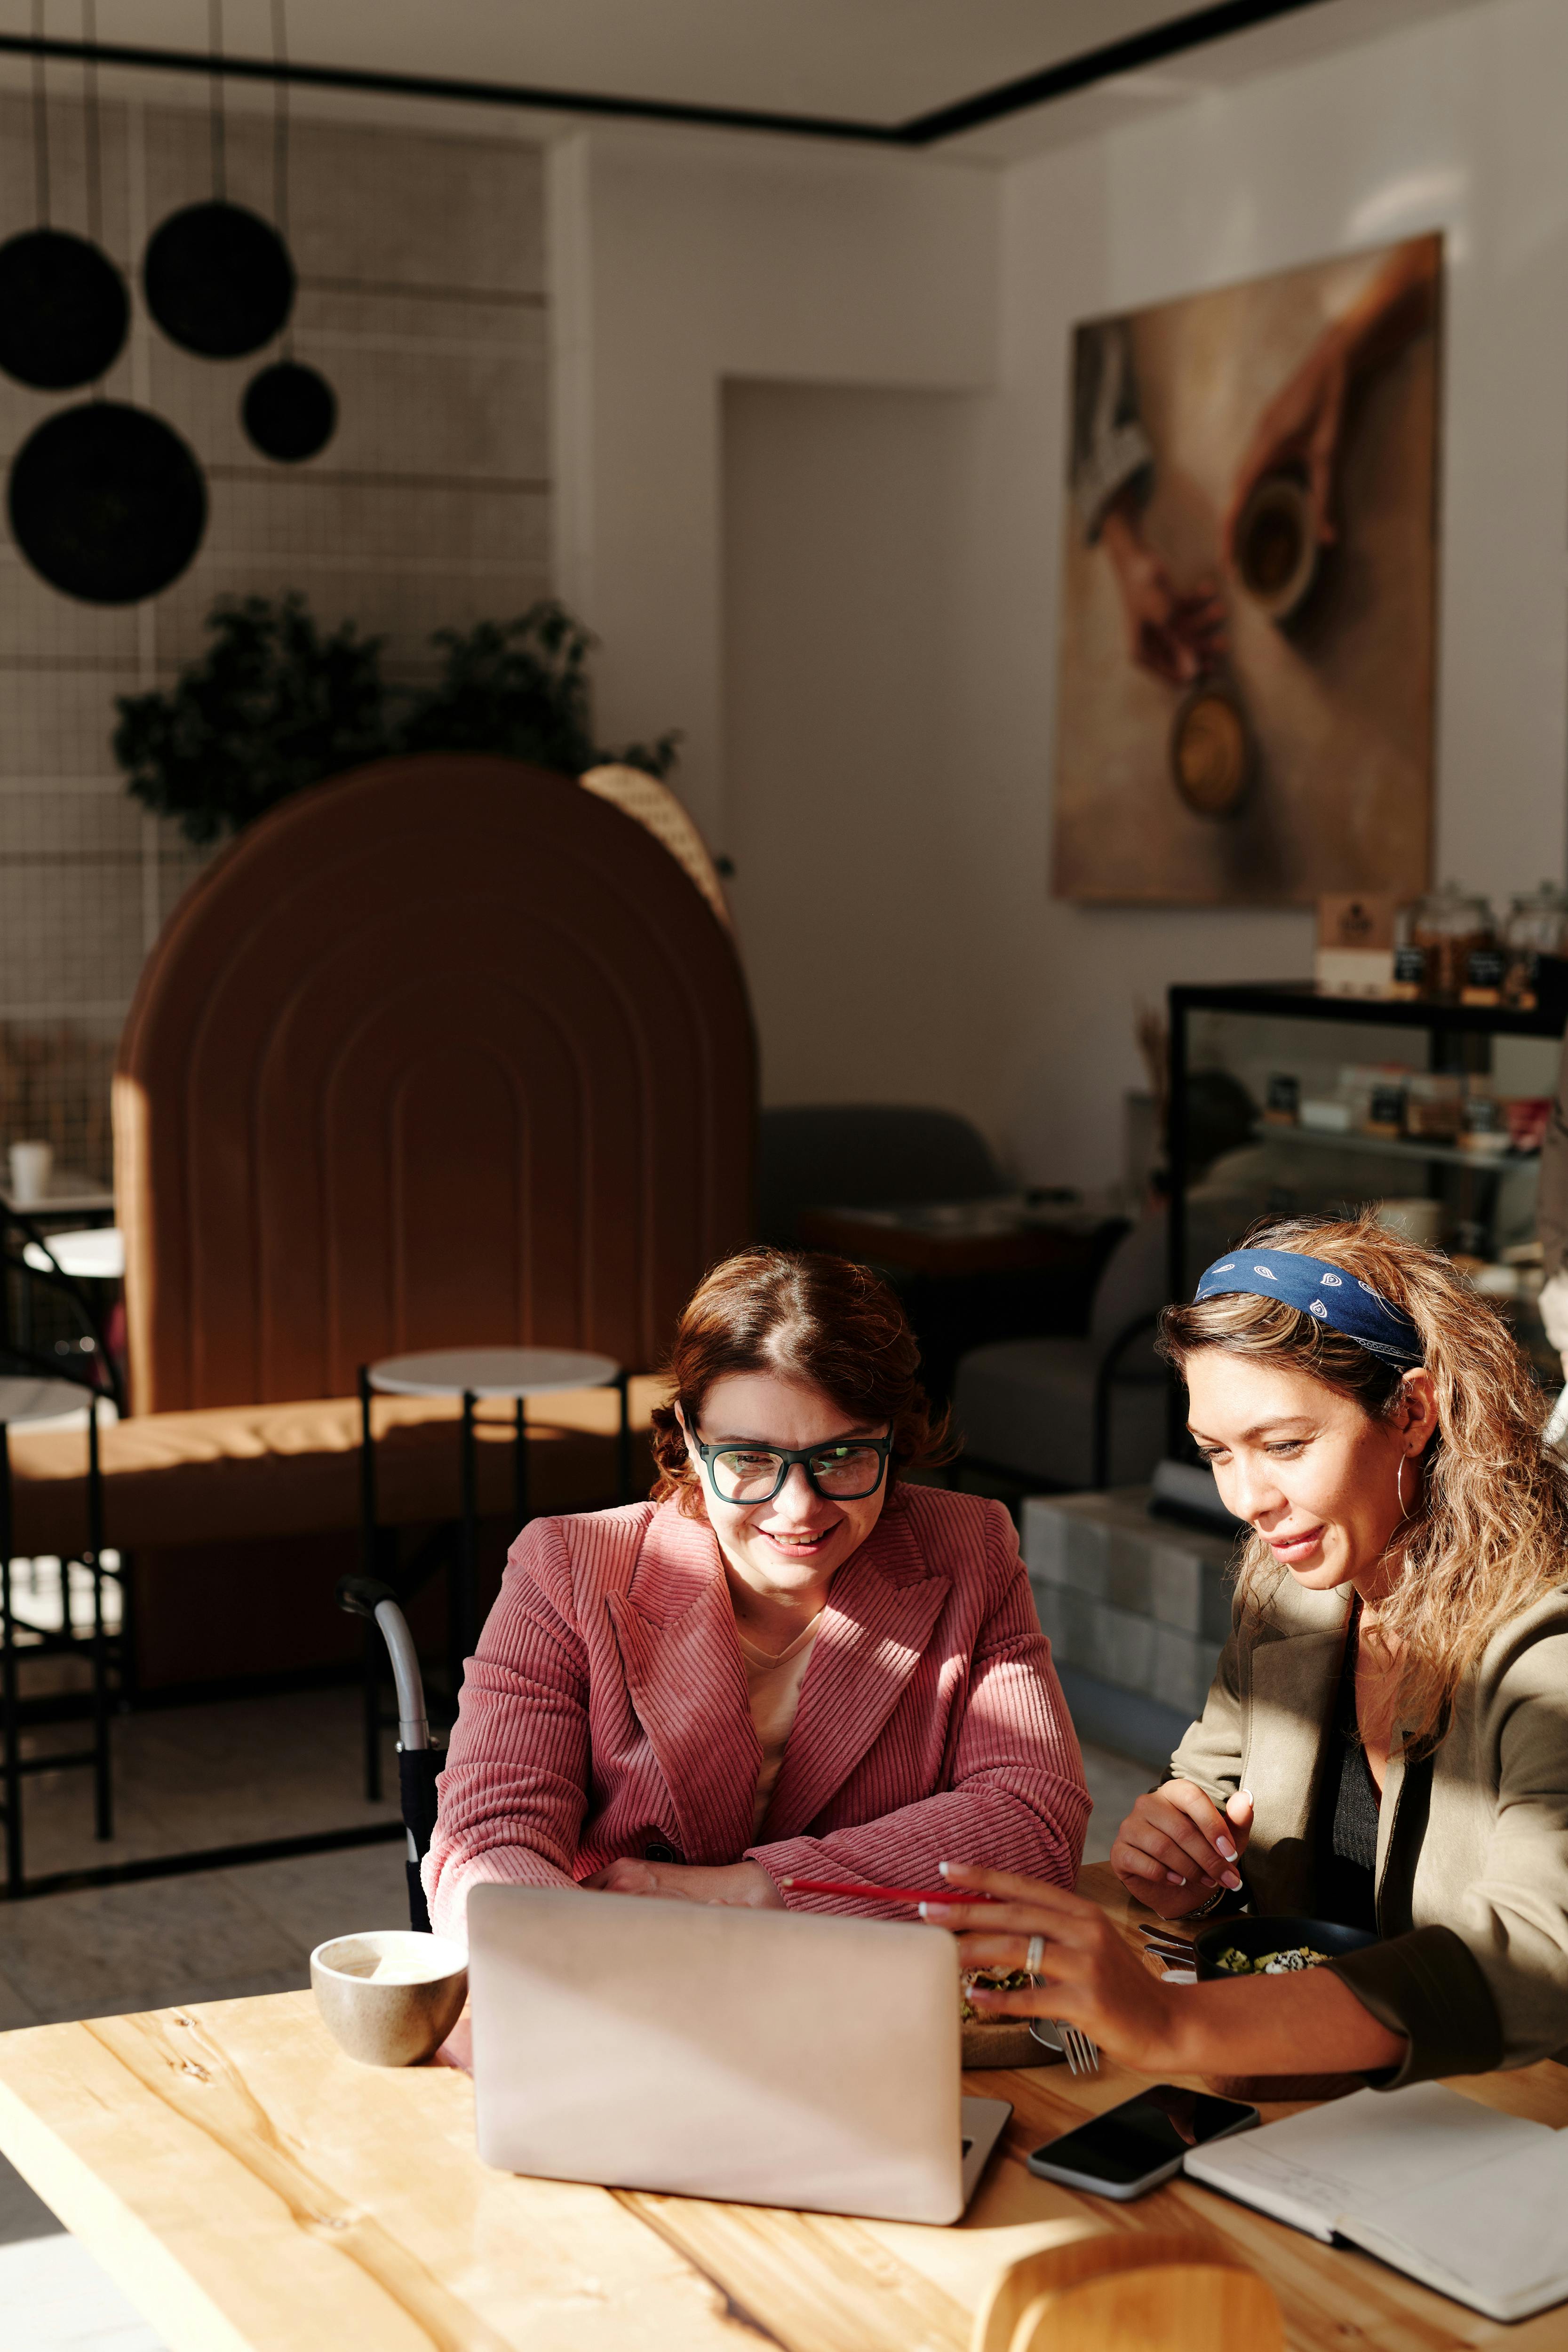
[143,200,294,359]
[0,226,129,390]
[242,359,335,463]
[9,403,207,604]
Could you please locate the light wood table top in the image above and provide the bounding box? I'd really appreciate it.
[1,1865,1565,2352]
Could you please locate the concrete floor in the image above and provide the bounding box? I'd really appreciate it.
[0,1685,1148,2348]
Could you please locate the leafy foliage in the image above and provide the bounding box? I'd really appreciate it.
[114,594,679,847]
[114,596,390,846]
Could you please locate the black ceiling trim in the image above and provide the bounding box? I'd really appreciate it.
[0,0,1335,149]
[902,0,1331,140]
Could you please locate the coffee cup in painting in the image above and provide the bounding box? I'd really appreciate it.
[310,1929,468,2066]
[1235,469,1319,623]
[1169,677,1254,821]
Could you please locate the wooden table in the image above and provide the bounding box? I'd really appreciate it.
[1,1866,1565,2352]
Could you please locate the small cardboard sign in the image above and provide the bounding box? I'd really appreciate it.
[1317,893,1396,950]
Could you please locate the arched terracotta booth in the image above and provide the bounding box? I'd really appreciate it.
[13,757,756,1686]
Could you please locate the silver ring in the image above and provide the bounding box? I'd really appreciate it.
[1024,1934,1045,1975]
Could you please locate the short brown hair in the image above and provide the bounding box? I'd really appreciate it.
[649,1248,951,1516]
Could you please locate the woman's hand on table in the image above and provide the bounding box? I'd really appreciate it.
[927,1862,1407,2080]
[582,1857,784,1908]
[1110,1781,1254,1918]
[925,1865,1181,2074]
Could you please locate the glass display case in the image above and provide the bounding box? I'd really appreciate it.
[1167,984,1563,1437]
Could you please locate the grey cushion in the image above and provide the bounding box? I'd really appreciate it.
[955,1202,1248,1487]
[953,1334,1166,1489]
[758,1104,1006,1247]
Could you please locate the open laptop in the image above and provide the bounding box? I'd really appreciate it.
[467,1883,1011,2224]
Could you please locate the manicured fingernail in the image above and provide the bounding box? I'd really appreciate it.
[918,1903,930,1918]
[1166,1871,1185,1885]
[1217,1838,1237,1861]
[1238,1790,1254,1806]
[938,1861,951,1876]
[1222,1870,1242,1891]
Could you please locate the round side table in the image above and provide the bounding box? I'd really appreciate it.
[0,1377,113,1893]
[357,1347,626,1798]
[20,1227,125,1281]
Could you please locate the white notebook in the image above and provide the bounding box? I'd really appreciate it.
[1185,2084,1568,2324]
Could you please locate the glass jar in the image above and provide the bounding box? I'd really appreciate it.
[1410,881,1494,1001]
[1502,880,1568,1008]
[1503,880,1568,954]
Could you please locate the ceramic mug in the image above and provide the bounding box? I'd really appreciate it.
[310,1929,467,2066]
[8,1140,53,1207]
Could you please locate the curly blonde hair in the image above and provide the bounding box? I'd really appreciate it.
[1158,1209,1568,1750]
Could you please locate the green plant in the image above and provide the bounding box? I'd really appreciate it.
[114,596,391,845]
[398,607,678,782]
[115,594,679,847]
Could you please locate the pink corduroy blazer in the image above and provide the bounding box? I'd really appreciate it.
[424,1486,1090,1940]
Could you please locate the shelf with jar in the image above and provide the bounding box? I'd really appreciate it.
[1165,983,1563,1442]
[1314,880,1568,1014]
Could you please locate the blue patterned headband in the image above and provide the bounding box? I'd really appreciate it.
[1194,1248,1424,1367]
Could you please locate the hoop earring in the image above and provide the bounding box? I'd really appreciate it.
[1396,1453,1412,1518]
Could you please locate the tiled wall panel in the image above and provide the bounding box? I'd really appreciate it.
[0,92,548,1181]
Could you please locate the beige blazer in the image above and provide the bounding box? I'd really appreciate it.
[1172,1572,1568,2086]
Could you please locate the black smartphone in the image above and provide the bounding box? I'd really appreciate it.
[1026,2085,1259,2200]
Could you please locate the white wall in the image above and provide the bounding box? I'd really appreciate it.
[723,381,1010,1114]
[548,131,999,848]
[551,0,1568,1188]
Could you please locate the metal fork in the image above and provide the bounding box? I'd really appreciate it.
[1029,1977,1099,2077]
[1053,2021,1100,2077]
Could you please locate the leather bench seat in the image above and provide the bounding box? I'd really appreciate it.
[6,1377,666,1560]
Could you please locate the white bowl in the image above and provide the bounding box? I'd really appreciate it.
[310,1929,467,2066]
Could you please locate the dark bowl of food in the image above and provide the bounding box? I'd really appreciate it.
[960,1968,1043,2068]
[1194,1915,1377,1983]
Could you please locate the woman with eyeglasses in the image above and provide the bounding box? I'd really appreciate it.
[424,1247,1089,1933]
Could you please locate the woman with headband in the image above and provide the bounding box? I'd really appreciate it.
[424,1248,1089,1935]
[937,1211,1568,2087]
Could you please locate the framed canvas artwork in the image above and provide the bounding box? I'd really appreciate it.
[1051,235,1441,906]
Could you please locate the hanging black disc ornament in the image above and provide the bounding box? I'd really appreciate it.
[143,199,294,359]
[8,403,207,604]
[242,359,335,462]
[0,226,128,389]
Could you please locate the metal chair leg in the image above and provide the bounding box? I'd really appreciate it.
[0,1430,20,1897]
[454,1390,478,1688]
[358,1367,382,1802]
[87,1397,111,1842]
[513,1396,529,1532]
[616,1369,631,1504]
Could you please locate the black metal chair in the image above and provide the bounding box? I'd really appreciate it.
[336,1575,443,1931]
[0,1349,116,1896]
[0,1203,125,1414]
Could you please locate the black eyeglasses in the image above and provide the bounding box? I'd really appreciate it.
[691,1430,892,1504]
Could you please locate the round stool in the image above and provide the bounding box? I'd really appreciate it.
[356,1348,626,1796]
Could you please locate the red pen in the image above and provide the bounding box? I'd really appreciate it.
[779,1876,1001,1906]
